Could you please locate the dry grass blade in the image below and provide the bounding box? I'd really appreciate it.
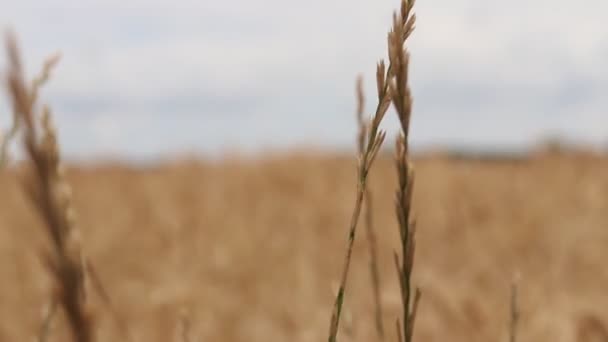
[356,76,385,341]
[4,32,93,342]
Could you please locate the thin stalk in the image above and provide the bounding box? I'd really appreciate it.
[328,73,390,342]
[356,76,385,341]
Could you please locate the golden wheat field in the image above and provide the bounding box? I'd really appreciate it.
[1,151,607,342]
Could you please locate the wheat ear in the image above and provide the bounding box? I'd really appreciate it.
[4,32,93,342]
[386,1,420,341]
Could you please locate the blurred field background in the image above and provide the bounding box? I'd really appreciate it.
[2,0,608,341]
[1,150,608,341]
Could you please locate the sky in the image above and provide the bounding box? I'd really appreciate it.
[0,0,607,162]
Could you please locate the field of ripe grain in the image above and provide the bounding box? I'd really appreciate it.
[1,152,608,342]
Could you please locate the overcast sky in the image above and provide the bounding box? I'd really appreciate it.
[0,0,607,161]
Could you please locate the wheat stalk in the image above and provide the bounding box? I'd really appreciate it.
[328,1,421,341]
[4,32,93,342]
[327,66,390,342]
[388,0,421,342]
[356,76,385,341]
[387,1,420,341]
